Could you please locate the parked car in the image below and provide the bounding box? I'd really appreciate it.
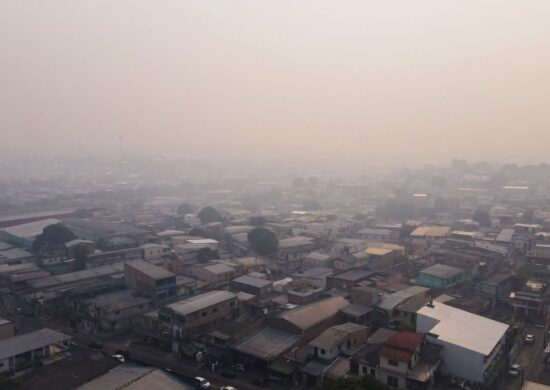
[195,377,211,389]
[221,387,237,390]
[508,363,521,377]
[524,334,535,344]
[112,354,125,363]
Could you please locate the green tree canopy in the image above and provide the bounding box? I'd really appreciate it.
[198,206,224,224]
[32,223,76,252]
[176,203,193,215]
[473,208,491,227]
[249,216,266,227]
[247,227,278,256]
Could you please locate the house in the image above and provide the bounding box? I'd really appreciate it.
[333,238,367,255]
[350,329,442,390]
[186,262,237,288]
[303,252,334,269]
[79,289,153,333]
[480,273,514,303]
[65,239,95,259]
[358,228,395,243]
[277,236,317,271]
[292,267,334,288]
[140,243,169,261]
[372,286,430,331]
[230,274,273,298]
[159,290,239,352]
[509,280,546,317]
[269,296,350,340]
[416,301,509,384]
[232,326,302,369]
[309,322,369,361]
[378,332,441,390]
[287,279,325,304]
[326,269,375,292]
[418,264,465,289]
[124,260,177,302]
[410,226,450,245]
[301,323,369,387]
[495,228,514,246]
[365,247,398,267]
[350,285,383,306]
[0,328,71,374]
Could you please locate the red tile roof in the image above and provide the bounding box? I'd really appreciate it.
[386,331,424,352]
[380,345,414,363]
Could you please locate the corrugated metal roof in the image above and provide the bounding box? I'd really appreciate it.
[0,328,71,360]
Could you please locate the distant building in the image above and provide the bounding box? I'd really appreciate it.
[480,273,514,303]
[418,263,465,289]
[230,274,273,298]
[79,289,153,333]
[372,286,430,330]
[124,260,176,302]
[159,290,239,352]
[509,280,546,316]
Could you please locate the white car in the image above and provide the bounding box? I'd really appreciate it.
[508,363,521,377]
[195,377,211,389]
[221,387,237,390]
[524,334,535,344]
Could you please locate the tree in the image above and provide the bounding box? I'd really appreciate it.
[247,227,278,256]
[73,246,88,271]
[249,216,266,227]
[197,247,219,263]
[321,375,389,390]
[197,206,223,224]
[473,208,491,227]
[176,203,193,215]
[32,223,76,252]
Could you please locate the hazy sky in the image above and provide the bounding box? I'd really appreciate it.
[1,1,550,166]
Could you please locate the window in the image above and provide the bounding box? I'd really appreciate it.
[213,307,218,314]
[387,375,399,387]
[370,368,375,376]
[321,349,326,355]
[202,311,207,317]
[388,359,398,367]
[362,366,368,374]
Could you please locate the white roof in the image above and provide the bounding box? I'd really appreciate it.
[417,301,508,356]
[186,239,219,245]
[2,218,61,239]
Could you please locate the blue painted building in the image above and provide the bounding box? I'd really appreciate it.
[418,263,465,289]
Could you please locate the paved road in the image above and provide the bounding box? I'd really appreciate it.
[502,325,546,390]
